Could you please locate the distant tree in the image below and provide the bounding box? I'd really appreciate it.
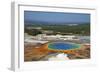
[25,28,42,36]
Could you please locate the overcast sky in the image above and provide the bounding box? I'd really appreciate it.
[24,11,90,24]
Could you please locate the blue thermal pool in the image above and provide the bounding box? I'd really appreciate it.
[48,42,81,50]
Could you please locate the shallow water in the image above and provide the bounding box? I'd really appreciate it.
[78,36,90,43]
[48,42,80,50]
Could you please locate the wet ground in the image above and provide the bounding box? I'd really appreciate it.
[24,42,90,61]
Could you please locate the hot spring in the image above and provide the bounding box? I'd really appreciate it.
[48,42,81,51]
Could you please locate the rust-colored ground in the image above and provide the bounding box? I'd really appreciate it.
[24,43,90,61]
[24,43,49,61]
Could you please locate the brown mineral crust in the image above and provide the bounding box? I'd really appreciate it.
[24,43,49,61]
[24,43,90,61]
[67,45,90,59]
